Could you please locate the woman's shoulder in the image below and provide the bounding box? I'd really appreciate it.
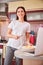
[24,21,30,26]
[10,19,17,24]
[11,19,17,22]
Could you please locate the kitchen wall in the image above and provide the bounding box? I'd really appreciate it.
[8,0,43,12]
[0,21,9,41]
[0,0,43,40]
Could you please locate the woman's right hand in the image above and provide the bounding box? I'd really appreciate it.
[14,35,20,40]
[7,28,21,40]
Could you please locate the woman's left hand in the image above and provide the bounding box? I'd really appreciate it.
[23,42,33,46]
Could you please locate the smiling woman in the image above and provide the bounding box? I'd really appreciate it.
[4,6,31,65]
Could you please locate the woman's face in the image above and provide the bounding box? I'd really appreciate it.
[16,8,25,19]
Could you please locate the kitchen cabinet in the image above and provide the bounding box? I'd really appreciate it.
[27,11,43,21]
[15,50,43,65]
[23,59,43,65]
[8,10,43,21]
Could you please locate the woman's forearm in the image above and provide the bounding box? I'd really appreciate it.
[7,34,16,39]
[7,33,20,40]
[26,32,30,44]
[7,28,21,39]
[6,29,19,39]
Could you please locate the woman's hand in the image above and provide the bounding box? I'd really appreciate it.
[23,41,33,46]
[14,35,21,40]
[7,28,21,40]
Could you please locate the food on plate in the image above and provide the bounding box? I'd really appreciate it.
[22,45,34,49]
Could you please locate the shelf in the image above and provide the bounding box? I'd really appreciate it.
[8,10,43,21]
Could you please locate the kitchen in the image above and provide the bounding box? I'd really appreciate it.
[0,0,43,65]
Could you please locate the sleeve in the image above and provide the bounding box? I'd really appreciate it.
[8,20,14,30]
[26,23,31,33]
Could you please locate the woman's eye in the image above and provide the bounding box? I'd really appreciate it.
[21,11,24,12]
[17,11,20,13]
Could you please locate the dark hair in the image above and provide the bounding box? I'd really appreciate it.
[16,6,27,21]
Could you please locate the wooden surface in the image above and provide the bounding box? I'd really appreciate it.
[23,59,43,65]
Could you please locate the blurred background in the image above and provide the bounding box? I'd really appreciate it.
[0,0,43,65]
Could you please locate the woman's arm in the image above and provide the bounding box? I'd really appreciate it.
[7,28,20,39]
[26,32,30,44]
[26,32,33,46]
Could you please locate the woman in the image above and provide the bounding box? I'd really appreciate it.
[4,6,31,65]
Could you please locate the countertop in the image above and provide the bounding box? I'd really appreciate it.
[15,50,43,60]
[0,43,43,60]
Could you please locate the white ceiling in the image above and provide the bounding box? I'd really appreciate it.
[0,0,25,3]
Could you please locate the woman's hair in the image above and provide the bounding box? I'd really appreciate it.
[16,6,27,21]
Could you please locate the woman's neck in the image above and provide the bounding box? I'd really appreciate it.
[19,18,24,22]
